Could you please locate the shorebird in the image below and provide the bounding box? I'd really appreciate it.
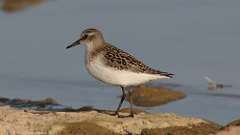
[66,28,174,117]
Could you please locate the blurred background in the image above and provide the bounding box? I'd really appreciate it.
[0,0,240,124]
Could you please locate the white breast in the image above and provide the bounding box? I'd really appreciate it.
[86,55,168,87]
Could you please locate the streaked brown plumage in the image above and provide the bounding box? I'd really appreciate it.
[91,44,174,78]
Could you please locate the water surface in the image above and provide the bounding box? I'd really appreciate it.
[0,0,240,125]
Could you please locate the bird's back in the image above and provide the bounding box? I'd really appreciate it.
[91,43,174,78]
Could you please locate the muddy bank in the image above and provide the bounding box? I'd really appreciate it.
[0,106,221,135]
[0,87,221,135]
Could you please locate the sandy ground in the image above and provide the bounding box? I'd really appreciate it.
[212,119,240,135]
[0,106,220,135]
[214,126,240,135]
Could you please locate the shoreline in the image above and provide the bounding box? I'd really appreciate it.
[0,86,239,135]
[0,105,221,135]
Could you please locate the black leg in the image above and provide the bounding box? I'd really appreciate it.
[114,86,126,115]
[128,90,134,117]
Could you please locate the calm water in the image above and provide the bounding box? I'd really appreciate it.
[0,0,240,125]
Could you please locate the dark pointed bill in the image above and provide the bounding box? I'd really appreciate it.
[66,39,81,49]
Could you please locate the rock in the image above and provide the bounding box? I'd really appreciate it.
[224,119,240,127]
[142,123,220,135]
[126,85,186,107]
[0,96,63,110]
[214,126,240,135]
[0,106,220,135]
[55,122,119,135]
[212,119,240,135]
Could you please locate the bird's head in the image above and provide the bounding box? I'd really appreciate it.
[66,28,104,49]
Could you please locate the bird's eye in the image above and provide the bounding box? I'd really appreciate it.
[81,34,88,40]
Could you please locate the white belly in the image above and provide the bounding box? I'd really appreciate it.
[86,56,167,87]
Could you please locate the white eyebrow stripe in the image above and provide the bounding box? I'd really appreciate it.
[87,32,95,36]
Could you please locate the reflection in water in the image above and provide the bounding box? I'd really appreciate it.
[0,0,46,13]
[126,85,186,107]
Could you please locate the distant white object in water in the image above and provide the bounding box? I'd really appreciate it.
[204,76,224,90]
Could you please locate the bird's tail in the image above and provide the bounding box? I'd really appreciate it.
[147,68,174,78]
[159,71,174,78]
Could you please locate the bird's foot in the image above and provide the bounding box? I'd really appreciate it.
[108,111,119,116]
[108,111,134,118]
[117,113,134,118]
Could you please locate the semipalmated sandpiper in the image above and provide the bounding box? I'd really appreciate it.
[66,28,174,117]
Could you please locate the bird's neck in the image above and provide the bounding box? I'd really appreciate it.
[85,40,106,63]
[85,40,105,53]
